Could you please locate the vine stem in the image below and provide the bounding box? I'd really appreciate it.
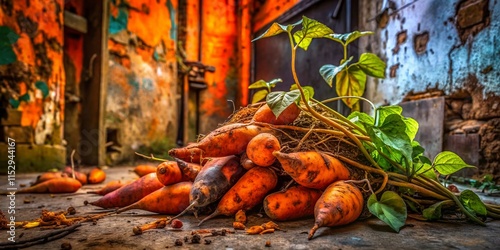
[287,32,382,171]
[337,155,387,194]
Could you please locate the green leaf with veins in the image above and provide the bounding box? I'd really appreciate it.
[371,114,413,165]
[252,89,269,104]
[357,53,386,78]
[266,90,301,117]
[403,117,419,141]
[376,106,403,125]
[348,111,374,134]
[368,191,407,232]
[290,84,315,103]
[433,151,475,175]
[415,162,437,180]
[459,190,487,216]
[326,31,373,45]
[411,141,425,158]
[293,16,333,51]
[252,20,302,42]
[335,65,366,108]
[248,78,282,91]
[423,200,448,220]
[319,57,353,87]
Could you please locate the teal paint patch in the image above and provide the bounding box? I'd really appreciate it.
[109,7,128,35]
[127,74,140,91]
[9,99,19,109]
[35,81,49,98]
[166,0,177,40]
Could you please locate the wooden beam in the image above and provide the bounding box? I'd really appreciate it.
[64,10,87,34]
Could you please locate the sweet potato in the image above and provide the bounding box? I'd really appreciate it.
[17,178,82,194]
[252,103,300,125]
[246,133,280,167]
[168,123,270,161]
[198,167,277,225]
[88,168,106,184]
[263,185,322,221]
[308,181,364,240]
[89,173,163,208]
[156,161,183,186]
[32,172,67,185]
[133,165,157,177]
[116,182,192,214]
[87,180,131,196]
[273,151,350,190]
[62,166,88,185]
[175,158,202,181]
[174,156,245,218]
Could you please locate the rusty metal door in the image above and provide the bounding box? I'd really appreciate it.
[252,0,358,114]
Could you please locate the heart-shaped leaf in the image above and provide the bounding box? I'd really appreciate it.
[358,53,386,78]
[326,31,373,45]
[266,90,301,117]
[289,84,315,103]
[252,20,302,42]
[319,57,353,87]
[335,65,367,108]
[433,151,475,175]
[293,16,333,50]
[248,78,282,90]
[459,190,487,216]
[251,89,268,104]
[368,191,407,232]
[423,201,448,220]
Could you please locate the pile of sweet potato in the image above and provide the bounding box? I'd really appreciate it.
[87,102,368,240]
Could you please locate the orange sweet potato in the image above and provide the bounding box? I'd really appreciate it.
[273,151,350,190]
[308,181,364,240]
[252,103,300,125]
[32,172,67,185]
[89,173,163,208]
[263,185,322,221]
[88,168,106,184]
[17,177,82,194]
[246,133,280,167]
[175,158,202,181]
[168,123,270,161]
[156,161,183,186]
[174,156,245,218]
[198,167,277,225]
[87,180,131,196]
[62,166,88,185]
[133,165,157,177]
[116,182,192,214]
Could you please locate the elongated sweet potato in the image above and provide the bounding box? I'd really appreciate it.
[156,161,183,186]
[168,123,270,161]
[32,172,67,185]
[175,158,202,181]
[263,185,322,221]
[198,167,277,225]
[88,168,106,184]
[133,165,157,177]
[62,166,88,185]
[273,151,350,190]
[87,180,131,196]
[308,181,364,240]
[252,103,300,125]
[89,173,163,208]
[17,178,82,194]
[174,156,245,218]
[246,133,280,167]
[116,182,192,214]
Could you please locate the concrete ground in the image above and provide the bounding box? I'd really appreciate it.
[1,166,499,250]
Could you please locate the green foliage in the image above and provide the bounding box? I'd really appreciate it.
[293,16,332,50]
[0,26,19,65]
[433,151,475,175]
[248,78,282,103]
[266,90,301,117]
[368,191,407,232]
[422,200,448,220]
[459,190,487,216]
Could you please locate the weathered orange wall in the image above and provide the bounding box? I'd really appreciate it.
[106,0,178,163]
[0,0,65,145]
[252,0,301,32]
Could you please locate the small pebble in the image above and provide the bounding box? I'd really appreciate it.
[174,239,183,246]
[191,234,201,244]
[183,236,189,243]
[265,241,271,247]
[170,219,183,229]
[61,242,72,250]
[204,239,212,245]
[67,207,76,215]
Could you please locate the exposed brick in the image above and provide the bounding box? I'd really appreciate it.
[457,0,487,29]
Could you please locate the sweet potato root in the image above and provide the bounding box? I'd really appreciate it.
[89,173,163,208]
[308,181,364,240]
[175,158,202,181]
[198,167,277,225]
[156,161,183,186]
[133,165,157,177]
[273,151,350,190]
[62,166,88,185]
[252,103,300,125]
[116,182,192,214]
[174,156,245,218]
[168,123,270,161]
[32,172,67,185]
[263,185,322,221]
[17,178,82,194]
[88,168,106,184]
[87,180,131,196]
[246,133,280,167]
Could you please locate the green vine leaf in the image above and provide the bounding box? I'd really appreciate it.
[251,89,269,104]
[357,53,386,78]
[415,162,437,180]
[433,151,475,175]
[252,20,302,42]
[422,200,448,220]
[368,191,407,232]
[266,90,301,117]
[293,16,333,51]
[370,114,413,164]
[348,111,374,134]
[289,84,315,103]
[403,117,419,141]
[248,78,282,91]
[459,190,487,216]
[319,57,353,87]
[336,65,366,108]
[0,45,17,65]
[326,31,373,46]
[376,106,402,125]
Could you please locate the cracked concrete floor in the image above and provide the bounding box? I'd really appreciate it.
[1,166,499,250]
